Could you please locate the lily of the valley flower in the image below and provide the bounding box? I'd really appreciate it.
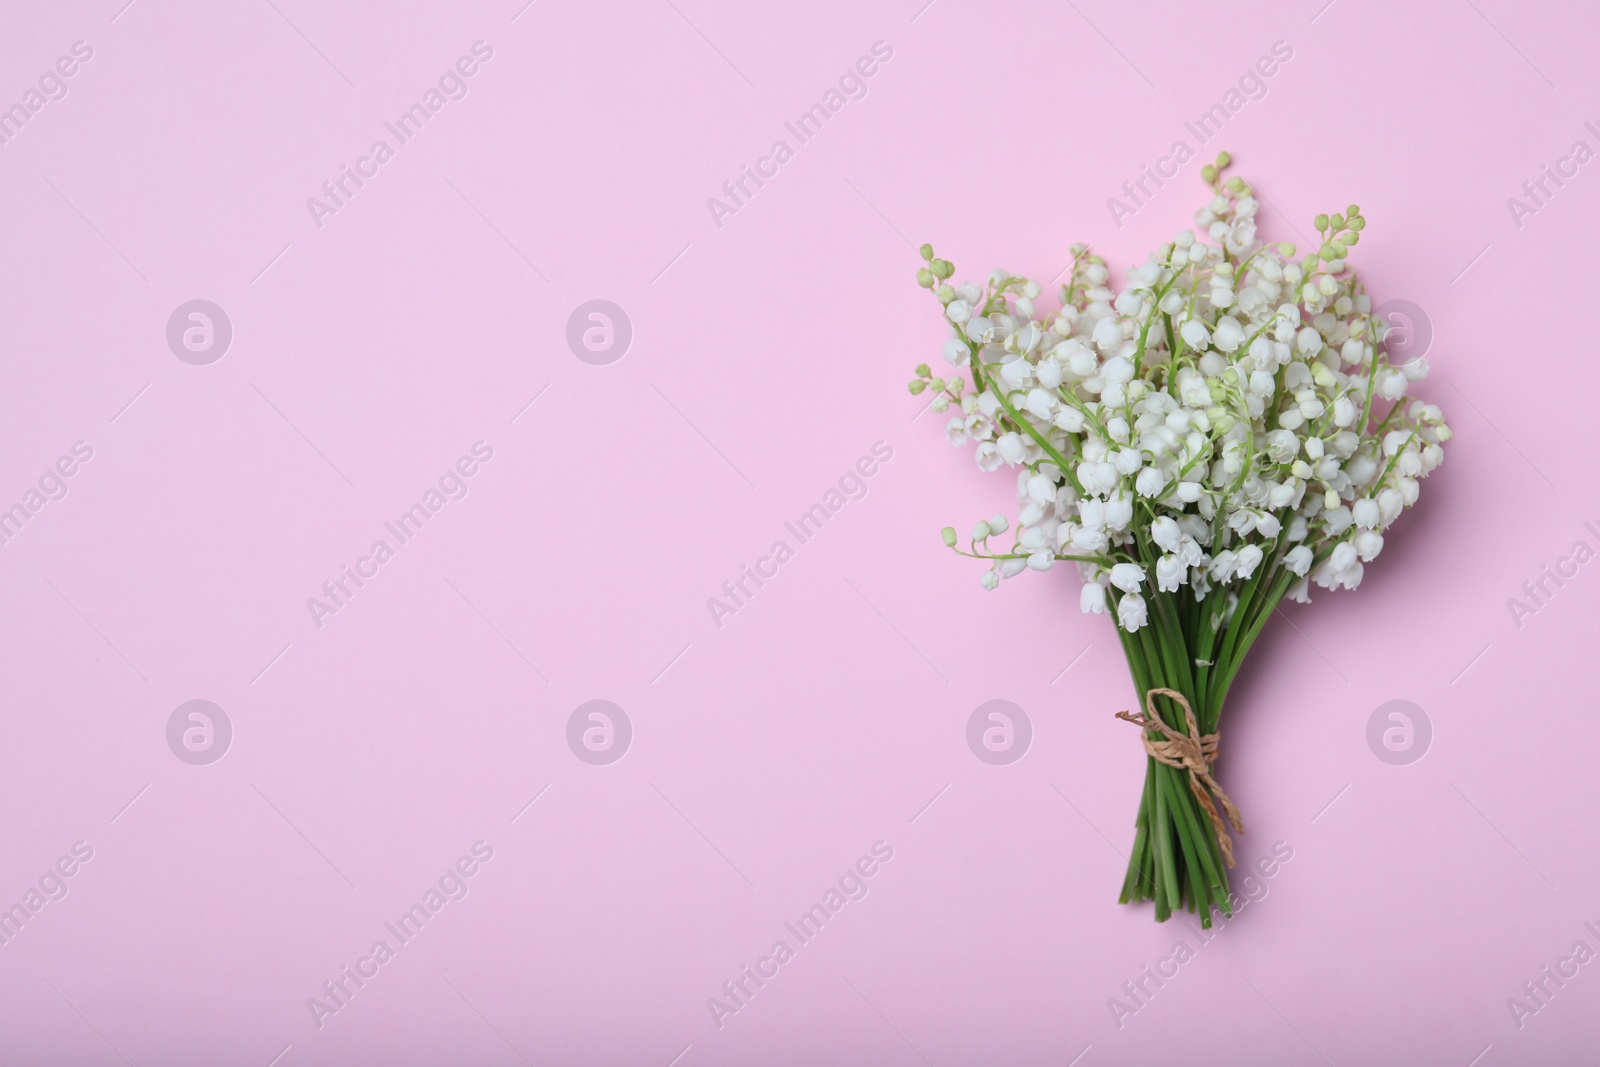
[910,155,1447,634]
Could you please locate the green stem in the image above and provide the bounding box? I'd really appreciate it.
[974,362,1087,497]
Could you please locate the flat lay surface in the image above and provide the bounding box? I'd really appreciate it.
[1,1,1596,1064]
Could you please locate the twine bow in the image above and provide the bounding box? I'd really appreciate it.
[1116,687,1245,868]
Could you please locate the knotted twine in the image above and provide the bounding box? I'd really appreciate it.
[1116,687,1245,868]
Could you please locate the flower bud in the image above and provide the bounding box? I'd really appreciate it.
[919,243,934,260]
[940,526,957,547]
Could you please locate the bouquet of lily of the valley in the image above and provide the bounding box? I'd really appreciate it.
[909,154,1449,926]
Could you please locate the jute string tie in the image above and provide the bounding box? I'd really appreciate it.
[1116,687,1244,868]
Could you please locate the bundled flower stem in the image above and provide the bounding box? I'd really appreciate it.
[908,153,1449,926]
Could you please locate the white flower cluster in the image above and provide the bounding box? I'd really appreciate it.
[911,155,1449,633]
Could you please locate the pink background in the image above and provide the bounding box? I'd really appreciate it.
[2,0,1597,1063]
